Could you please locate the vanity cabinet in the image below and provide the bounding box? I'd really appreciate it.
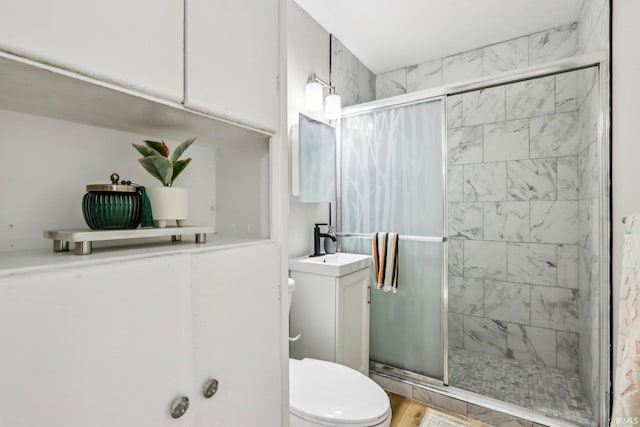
[0,255,195,427]
[185,0,280,132]
[0,0,184,101]
[290,267,370,375]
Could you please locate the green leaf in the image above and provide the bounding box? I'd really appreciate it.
[143,140,165,156]
[139,156,173,186]
[171,158,192,183]
[170,137,196,163]
[132,143,162,158]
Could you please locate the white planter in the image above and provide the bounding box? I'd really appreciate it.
[146,187,189,228]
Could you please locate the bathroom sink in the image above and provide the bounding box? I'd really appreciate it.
[289,252,372,277]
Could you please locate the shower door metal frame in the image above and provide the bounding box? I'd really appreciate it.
[597,58,611,426]
[338,53,611,427]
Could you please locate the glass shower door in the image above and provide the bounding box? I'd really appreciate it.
[339,99,446,381]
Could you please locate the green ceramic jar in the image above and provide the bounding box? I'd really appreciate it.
[82,173,142,230]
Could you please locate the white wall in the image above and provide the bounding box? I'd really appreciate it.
[215,141,270,238]
[612,0,640,374]
[286,0,332,257]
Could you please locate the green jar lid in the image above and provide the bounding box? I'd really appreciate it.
[86,173,138,193]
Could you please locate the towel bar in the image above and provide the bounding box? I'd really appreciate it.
[335,232,446,243]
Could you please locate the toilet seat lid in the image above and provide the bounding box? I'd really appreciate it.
[289,358,391,426]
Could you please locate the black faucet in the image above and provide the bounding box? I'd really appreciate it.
[310,223,337,257]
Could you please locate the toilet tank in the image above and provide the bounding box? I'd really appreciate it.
[287,278,296,313]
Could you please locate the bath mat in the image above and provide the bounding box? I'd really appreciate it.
[419,408,476,427]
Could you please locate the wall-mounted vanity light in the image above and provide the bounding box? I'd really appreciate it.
[305,73,341,119]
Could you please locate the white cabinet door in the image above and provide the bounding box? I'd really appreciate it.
[0,255,194,427]
[185,0,280,132]
[191,243,282,427]
[336,268,370,375]
[0,0,184,101]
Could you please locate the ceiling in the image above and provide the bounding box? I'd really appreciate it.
[294,0,585,74]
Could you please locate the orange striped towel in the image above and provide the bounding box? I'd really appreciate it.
[372,232,399,293]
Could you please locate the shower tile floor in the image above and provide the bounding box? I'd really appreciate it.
[448,348,595,426]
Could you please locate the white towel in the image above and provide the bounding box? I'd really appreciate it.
[372,232,399,293]
[611,214,640,422]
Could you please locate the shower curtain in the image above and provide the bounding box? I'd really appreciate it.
[611,213,640,421]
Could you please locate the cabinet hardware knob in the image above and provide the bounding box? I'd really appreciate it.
[170,396,189,418]
[203,378,219,398]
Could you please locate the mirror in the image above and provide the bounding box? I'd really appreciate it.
[297,113,336,203]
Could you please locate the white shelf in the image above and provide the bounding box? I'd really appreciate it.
[0,51,273,147]
[0,235,272,277]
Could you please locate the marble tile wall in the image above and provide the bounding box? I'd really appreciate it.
[446,70,591,373]
[575,60,602,419]
[577,0,610,56]
[330,36,376,107]
[376,23,577,100]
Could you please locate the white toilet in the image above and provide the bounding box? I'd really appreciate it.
[288,278,392,427]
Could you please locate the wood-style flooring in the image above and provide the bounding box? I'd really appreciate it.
[386,392,489,427]
[387,392,428,427]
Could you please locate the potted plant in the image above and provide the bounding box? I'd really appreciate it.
[132,137,196,228]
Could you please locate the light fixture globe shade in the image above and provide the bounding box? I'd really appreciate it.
[305,82,323,110]
[325,93,341,119]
